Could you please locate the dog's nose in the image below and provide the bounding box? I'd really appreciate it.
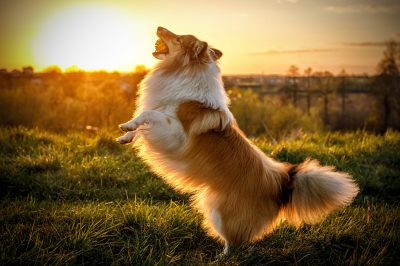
[157,27,165,34]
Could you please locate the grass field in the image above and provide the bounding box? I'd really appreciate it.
[0,127,399,265]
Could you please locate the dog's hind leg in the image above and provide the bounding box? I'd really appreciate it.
[212,198,281,256]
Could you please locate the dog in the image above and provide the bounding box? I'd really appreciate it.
[116,27,359,255]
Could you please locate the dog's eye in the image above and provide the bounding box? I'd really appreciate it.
[176,37,182,43]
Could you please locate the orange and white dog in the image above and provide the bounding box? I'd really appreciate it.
[116,27,359,255]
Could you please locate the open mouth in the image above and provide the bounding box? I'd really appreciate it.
[153,38,169,57]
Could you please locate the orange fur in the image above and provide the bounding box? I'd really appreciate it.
[117,27,359,255]
[177,101,287,245]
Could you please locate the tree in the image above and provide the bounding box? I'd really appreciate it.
[373,41,400,132]
[338,69,347,117]
[43,65,62,74]
[288,65,299,107]
[134,64,148,75]
[304,67,313,115]
[313,71,334,125]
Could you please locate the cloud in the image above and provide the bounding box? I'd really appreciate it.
[325,3,400,14]
[342,41,400,47]
[248,48,336,56]
[342,42,386,47]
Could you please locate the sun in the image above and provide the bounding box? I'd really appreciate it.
[32,5,147,71]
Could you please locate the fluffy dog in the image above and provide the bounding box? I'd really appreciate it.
[116,27,359,255]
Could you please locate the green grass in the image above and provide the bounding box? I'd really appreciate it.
[0,127,399,265]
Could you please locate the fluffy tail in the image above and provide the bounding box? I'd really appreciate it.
[283,159,359,226]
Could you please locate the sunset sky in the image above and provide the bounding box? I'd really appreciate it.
[0,0,399,75]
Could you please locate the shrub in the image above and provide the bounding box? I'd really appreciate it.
[229,88,323,139]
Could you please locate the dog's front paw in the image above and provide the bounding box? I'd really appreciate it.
[116,131,136,144]
[119,121,138,132]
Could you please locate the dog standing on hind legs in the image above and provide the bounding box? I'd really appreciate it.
[116,26,359,255]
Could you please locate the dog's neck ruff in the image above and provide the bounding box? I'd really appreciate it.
[136,61,233,122]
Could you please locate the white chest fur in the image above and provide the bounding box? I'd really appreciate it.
[135,62,233,122]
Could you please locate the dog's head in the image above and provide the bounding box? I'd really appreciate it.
[153,27,222,65]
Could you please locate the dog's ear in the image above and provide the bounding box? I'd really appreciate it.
[193,41,208,57]
[210,48,223,60]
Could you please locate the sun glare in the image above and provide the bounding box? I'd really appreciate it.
[32,6,147,72]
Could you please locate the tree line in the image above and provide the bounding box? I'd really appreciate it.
[0,42,399,137]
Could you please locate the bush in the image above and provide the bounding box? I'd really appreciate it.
[0,72,137,132]
[229,88,323,139]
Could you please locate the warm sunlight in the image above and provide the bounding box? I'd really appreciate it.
[1,0,398,74]
[1,1,399,264]
[32,5,147,71]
